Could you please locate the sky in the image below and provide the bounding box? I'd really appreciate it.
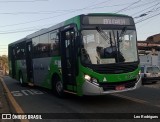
[0,0,160,56]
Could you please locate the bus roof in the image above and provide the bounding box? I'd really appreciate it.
[9,13,132,46]
[26,22,64,39]
[8,38,26,46]
[86,13,130,17]
[26,13,132,39]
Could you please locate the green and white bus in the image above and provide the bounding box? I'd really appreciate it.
[8,13,141,97]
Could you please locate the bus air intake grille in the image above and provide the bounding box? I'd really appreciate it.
[91,63,138,74]
[99,79,137,91]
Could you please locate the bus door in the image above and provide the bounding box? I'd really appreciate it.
[60,26,77,90]
[10,46,16,78]
[26,41,33,83]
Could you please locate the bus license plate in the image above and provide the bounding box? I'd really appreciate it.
[115,85,125,90]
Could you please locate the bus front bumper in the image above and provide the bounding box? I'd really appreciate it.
[82,76,142,95]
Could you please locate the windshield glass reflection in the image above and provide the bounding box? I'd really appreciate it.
[81,29,138,64]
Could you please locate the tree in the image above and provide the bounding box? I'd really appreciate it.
[0,55,8,75]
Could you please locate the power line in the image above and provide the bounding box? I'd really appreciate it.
[136,17,157,30]
[0,3,132,15]
[134,6,160,19]
[0,0,140,15]
[132,2,160,17]
[79,2,135,11]
[0,1,110,27]
[0,13,71,28]
[134,4,160,21]
[135,11,160,24]
[114,0,160,25]
[0,0,48,2]
[83,0,110,9]
[0,25,44,32]
[116,0,158,14]
[0,28,38,34]
[0,0,139,28]
[0,2,134,34]
[1,0,160,35]
[128,0,159,12]
[0,11,55,15]
[115,0,142,13]
[1,0,151,34]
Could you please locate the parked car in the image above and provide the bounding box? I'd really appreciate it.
[140,65,160,84]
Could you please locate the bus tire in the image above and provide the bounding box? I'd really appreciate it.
[19,72,26,87]
[52,76,64,97]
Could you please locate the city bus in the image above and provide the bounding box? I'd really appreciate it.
[8,13,141,97]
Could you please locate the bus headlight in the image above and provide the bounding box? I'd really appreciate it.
[84,75,91,81]
[135,70,141,81]
[139,70,141,75]
[136,73,141,81]
[84,75,99,86]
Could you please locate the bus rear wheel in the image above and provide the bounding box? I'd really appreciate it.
[53,77,64,97]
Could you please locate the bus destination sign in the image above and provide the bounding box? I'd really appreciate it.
[103,18,126,25]
[82,16,134,25]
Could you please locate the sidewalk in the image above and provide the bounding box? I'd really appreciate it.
[0,76,12,112]
[0,76,15,122]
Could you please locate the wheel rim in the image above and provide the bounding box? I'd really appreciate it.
[56,81,63,94]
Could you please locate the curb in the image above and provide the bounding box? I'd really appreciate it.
[0,76,29,122]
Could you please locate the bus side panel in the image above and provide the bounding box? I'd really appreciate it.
[75,59,85,96]
[33,57,52,86]
[32,56,61,89]
[15,60,27,82]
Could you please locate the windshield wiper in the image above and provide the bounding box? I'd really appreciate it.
[96,26,114,49]
[117,31,120,54]
[117,30,125,62]
[96,26,110,43]
[119,27,127,42]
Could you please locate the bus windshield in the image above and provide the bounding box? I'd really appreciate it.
[81,29,138,64]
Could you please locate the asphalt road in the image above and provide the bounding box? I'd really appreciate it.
[2,76,160,122]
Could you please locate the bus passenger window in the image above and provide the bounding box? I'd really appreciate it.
[50,31,59,56]
[39,33,49,57]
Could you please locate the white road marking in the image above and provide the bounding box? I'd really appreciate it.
[11,89,44,97]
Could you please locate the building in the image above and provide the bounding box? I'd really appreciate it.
[137,33,160,67]
[146,33,160,43]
